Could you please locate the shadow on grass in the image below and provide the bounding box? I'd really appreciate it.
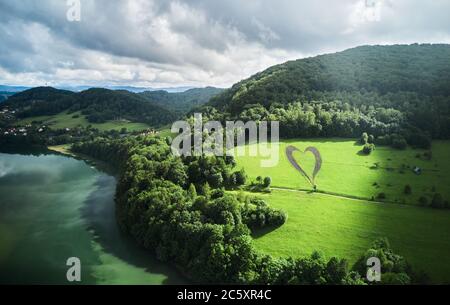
[251,226,281,239]
[282,137,354,144]
[357,150,369,156]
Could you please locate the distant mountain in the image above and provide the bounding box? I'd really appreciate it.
[0,85,31,93]
[2,85,224,125]
[4,87,176,127]
[56,85,196,93]
[140,87,224,114]
[0,84,198,94]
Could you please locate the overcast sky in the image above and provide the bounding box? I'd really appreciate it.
[1,0,450,88]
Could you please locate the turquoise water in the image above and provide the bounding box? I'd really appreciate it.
[0,152,184,285]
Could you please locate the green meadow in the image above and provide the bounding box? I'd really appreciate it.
[17,111,151,132]
[235,139,450,205]
[250,189,450,283]
[234,139,450,283]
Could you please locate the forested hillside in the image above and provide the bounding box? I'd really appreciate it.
[71,88,175,125]
[205,44,450,143]
[0,92,15,102]
[5,87,76,115]
[3,87,177,127]
[140,87,224,114]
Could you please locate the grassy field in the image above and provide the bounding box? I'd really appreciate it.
[156,127,177,138]
[17,111,151,132]
[234,139,450,283]
[235,139,450,205]
[250,189,450,283]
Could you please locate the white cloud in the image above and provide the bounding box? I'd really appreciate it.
[0,0,449,88]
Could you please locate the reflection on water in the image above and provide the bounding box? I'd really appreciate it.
[0,152,185,285]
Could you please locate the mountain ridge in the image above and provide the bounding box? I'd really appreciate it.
[3,87,176,127]
[199,44,450,143]
[208,44,450,114]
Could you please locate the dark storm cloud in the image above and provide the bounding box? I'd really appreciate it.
[0,0,449,87]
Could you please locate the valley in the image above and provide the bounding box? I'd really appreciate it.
[1,44,450,285]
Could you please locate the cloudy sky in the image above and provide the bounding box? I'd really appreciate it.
[1,0,450,88]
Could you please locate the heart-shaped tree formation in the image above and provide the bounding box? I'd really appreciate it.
[285,145,322,188]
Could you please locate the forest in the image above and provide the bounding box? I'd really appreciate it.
[139,87,223,115]
[199,44,450,147]
[3,87,177,127]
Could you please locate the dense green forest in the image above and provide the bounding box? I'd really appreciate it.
[71,135,420,284]
[140,87,223,114]
[3,87,176,127]
[201,44,450,146]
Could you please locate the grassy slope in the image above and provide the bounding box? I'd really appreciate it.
[235,139,450,205]
[16,111,150,132]
[250,189,450,283]
[234,139,450,283]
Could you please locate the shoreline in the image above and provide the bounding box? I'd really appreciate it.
[47,144,76,157]
[47,144,119,177]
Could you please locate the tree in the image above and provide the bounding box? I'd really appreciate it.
[392,138,407,150]
[188,183,197,199]
[361,132,369,144]
[382,273,411,285]
[353,238,412,284]
[404,185,412,195]
[201,182,211,198]
[263,177,272,188]
[368,134,375,144]
[209,172,224,188]
[362,143,375,155]
[227,173,237,187]
[325,257,348,285]
[408,132,431,149]
[377,193,386,200]
[234,169,247,186]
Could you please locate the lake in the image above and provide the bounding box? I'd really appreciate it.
[0,152,185,284]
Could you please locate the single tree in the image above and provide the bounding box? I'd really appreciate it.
[404,185,412,195]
